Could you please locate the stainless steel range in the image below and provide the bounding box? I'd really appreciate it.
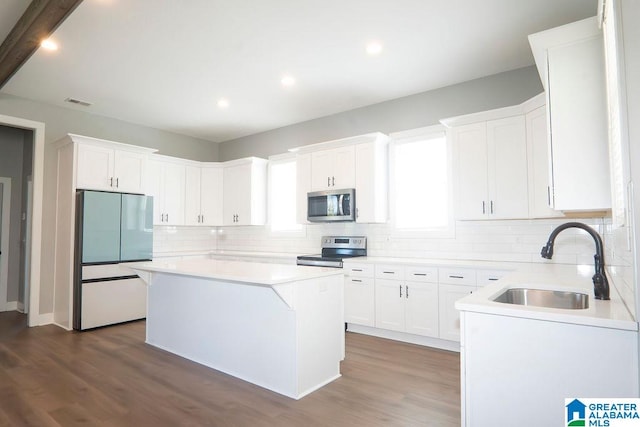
[296,236,367,268]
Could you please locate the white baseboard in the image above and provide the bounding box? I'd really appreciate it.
[28,312,54,327]
[4,301,18,311]
[346,323,461,353]
[17,301,25,313]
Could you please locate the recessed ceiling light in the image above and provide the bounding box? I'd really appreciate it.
[40,38,58,51]
[217,98,229,109]
[366,41,383,56]
[281,74,296,87]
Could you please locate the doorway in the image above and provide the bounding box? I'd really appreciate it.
[0,177,11,312]
[0,113,45,328]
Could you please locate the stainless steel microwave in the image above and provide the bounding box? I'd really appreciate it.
[307,189,355,222]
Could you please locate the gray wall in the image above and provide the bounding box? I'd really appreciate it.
[0,126,29,303]
[0,93,219,161]
[218,66,544,161]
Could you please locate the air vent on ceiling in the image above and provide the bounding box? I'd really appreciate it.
[64,97,92,107]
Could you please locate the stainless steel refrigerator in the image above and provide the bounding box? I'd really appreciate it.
[73,190,153,330]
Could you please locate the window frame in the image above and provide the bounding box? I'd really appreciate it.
[388,124,455,238]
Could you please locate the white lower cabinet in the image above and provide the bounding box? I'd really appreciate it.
[438,283,475,342]
[344,276,375,326]
[404,281,439,337]
[345,261,510,346]
[374,265,439,338]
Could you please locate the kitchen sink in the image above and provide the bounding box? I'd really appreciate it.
[493,288,589,309]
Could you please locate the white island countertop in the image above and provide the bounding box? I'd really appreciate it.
[132,258,342,286]
[455,262,637,331]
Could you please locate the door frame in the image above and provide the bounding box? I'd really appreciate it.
[0,178,10,311]
[0,114,45,327]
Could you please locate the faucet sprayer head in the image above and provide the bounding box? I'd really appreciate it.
[540,241,554,259]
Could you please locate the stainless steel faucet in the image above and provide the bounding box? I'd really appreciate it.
[540,222,610,300]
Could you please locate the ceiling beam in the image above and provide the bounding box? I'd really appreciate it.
[0,0,83,90]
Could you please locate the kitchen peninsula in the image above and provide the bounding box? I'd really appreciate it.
[132,259,345,399]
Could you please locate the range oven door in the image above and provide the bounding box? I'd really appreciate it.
[307,189,355,222]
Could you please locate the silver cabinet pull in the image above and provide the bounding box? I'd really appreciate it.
[383,271,394,274]
[201,214,204,223]
[490,200,494,214]
[399,285,402,298]
[352,268,363,272]
[110,177,114,187]
[327,177,331,187]
[406,285,409,298]
[414,273,427,276]
[332,176,335,186]
[482,201,486,214]
[116,177,119,188]
[547,186,551,205]
[450,275,464,279]
[352,279,362,283]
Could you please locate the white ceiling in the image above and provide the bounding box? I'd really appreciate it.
[0,0,596,143]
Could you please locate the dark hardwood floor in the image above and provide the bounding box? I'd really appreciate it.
[0,312,460,426]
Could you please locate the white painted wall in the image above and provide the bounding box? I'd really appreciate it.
[218,66,544,161]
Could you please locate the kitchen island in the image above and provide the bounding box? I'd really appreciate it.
[132,259,345,399]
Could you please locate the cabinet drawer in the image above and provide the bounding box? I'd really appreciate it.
[439,267,476,286]
[406,266,438,283]
[375,264,405,280]
[344,263,374,278]
[476,269,510,287]
[345,276,374,287]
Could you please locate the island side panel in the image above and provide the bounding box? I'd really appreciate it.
[462,311,639,426]
[146,273,298,398]
[289,274,343,398]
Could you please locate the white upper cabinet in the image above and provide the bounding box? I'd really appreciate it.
[74,136,153,193]
[223,158,267,226]
[295,133,389,223]
[454,123,489,220]
[185,164,223,226]
[310,146,355,190]
[529,17,611,211]
[200,166,224,226]
[145,156,186,226]
[453,116,528,220]
[355,140,388,223]
[486,116,529,219]
[526,105,564,218]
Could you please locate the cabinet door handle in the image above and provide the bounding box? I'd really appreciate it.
[356,208,359,218]
[352,268,363,272]
[352,279,362,283]
[116,177,119,188]
[488,278,499,281]
[332,176,335,186]
[490,200,494,214]
[413,273,427,276]
[406,285,409,298]
[166,213,169,222]
[449,275,464,279]
[482,201,486,214]
[399,285,402,298]
[547,186,551,206]
[327,177,331,187]
[110,177,114,187]
[201,214,204,223]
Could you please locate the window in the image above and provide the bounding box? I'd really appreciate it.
[268,156,303,233]
[390,126,452,234]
